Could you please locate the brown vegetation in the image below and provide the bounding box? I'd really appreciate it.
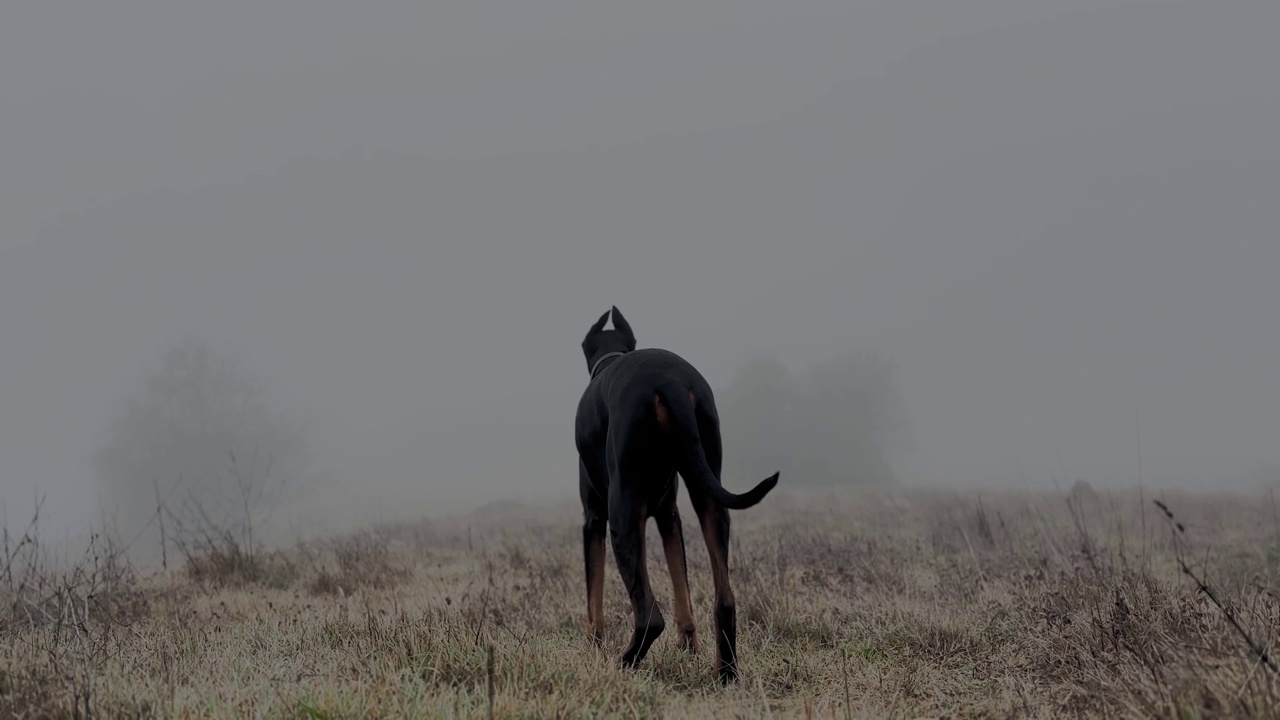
[3,486,1280,718]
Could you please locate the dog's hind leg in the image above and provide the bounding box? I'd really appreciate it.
[609,487,665,668]
[693,498,736,683]
[688,420,740,684]
[655,499,698,653]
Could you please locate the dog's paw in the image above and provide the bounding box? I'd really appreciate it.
[714,656,740,685]
[584,621,603,647]
[678,625,699,654]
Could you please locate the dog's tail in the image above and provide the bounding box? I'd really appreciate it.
[654,384,779,511]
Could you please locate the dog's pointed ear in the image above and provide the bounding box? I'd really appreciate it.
[611,306,636,349]
[587,309,611,335]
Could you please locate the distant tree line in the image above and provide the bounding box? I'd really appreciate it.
[715,351,909,487]
[93,338,907,558]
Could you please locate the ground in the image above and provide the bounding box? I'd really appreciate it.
[4,484,1280,718]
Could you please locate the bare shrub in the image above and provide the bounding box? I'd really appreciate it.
[155,456,304,589]
[166,501,300,589]
[1,501,157,719]
[309,529,410,596]
[178,532,300,590]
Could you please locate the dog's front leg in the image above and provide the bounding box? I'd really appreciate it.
[580,460,608,647]
[655,504,698,654]
[583,523,607,646]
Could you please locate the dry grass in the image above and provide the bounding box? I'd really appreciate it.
[4,485,1280,719]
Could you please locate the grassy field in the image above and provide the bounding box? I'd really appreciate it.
[4,483,1280,719]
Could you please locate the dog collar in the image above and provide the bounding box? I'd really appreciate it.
[590,352,626,379]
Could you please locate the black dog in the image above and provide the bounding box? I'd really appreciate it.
[574,306,779,684]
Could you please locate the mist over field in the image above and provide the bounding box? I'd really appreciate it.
[4,0,1280,546]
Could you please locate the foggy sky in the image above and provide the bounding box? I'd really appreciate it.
[4,1,1279,533]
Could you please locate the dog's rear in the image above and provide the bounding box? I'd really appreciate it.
[651,380,779,511]
[574,307,779,684]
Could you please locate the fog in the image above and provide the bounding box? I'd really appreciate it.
[3,1,1279,540]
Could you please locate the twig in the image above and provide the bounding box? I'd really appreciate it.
[153,479,169,572]
[955,521,988,586]
[1,496,45,589]
[1136,406,1148,571]
[1153,499,1278,674]
[474,560,494,646]
[487,643,496,720]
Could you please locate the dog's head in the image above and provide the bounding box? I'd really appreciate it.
[581,306,636,373]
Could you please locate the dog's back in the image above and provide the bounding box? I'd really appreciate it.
[581,344,775,511]
[585,348,712,410]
